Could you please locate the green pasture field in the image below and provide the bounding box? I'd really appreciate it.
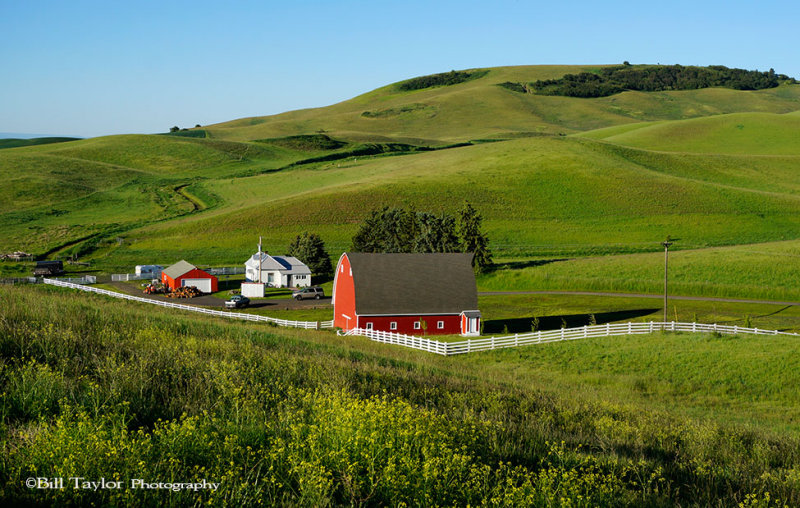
[3,284,800,505]
[582,112,800,155]
[477,292,800,334]
[480,239,800,302]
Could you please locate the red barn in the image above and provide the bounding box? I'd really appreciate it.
[333,252,481,336]
[161,260,218,293]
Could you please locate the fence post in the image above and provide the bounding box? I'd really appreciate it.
[606,322,611,336]
[515,333,518,347]
[733,325,738,335]
[584,325,587,339]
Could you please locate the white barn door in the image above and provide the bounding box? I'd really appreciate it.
[182,278,211,293]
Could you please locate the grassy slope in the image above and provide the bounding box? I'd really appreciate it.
[204,66,800,143]
[0,135,310,256]
[0,137,81,150]
[580,112,800,155]
[112,133,800,270]
[3,65,800,302]
[3,284,800,505]
[480,239,800,301]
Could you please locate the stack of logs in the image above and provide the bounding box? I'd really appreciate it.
[164,286,202,298]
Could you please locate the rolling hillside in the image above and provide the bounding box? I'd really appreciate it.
[1,64,800,300]
[201,65,800,143]
[578,112,800,155]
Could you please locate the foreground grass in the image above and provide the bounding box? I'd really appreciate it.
[1,285,800,505]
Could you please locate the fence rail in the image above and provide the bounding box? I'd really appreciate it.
[51,275,97,285]
[205,267,245,276]
[0,277,40,285]
[112,273,158,282]
[43,279,333,330]
[344,321,799,356]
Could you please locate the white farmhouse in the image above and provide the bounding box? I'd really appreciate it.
[245,253,312,288]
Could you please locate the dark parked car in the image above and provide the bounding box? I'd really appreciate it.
[293,286,324,300]
[225,295,250,309]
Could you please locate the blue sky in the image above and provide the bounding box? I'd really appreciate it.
[1,0,797,138]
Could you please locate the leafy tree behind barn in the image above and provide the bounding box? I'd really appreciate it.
[351,203,492,273]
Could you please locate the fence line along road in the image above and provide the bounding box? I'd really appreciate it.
[43,278,333,330]
[111,267,244,281]
[344,321,799,356]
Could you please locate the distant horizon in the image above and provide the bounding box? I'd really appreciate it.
[0,132,84,140]
[3,1,798,138]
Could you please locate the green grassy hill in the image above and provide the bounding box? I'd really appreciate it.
[1,64,800,303]
[0,136,80,150]
[580,112,800,155]
[204,65,800,143]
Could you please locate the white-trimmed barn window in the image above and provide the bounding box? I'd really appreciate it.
[413,322,421,330]
[366,322,373,330]
[390,322,397,330]
[437,321,444,329]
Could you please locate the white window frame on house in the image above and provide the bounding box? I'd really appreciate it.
[413,321,421,330]
[366,322,373,330]
[390,322,397,330]
[437,321,444,329]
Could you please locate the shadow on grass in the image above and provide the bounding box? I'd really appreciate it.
[483,308,661,334]
[487,258,570,272]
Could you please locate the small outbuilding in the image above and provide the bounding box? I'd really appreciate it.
[332,252,481,336]
[161,260,218,293]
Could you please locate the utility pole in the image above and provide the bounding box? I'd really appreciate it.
[257,236,263,284]
[662,238,673,324]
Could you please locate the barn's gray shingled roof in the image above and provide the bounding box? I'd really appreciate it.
[346,252,478,315]
[162,260,197,279]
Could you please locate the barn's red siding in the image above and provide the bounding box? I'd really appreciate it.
[357,314,461,335]
[333,254,356,330]
[162,268,218,292]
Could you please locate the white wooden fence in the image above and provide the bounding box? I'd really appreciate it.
[43,279,333,330]
[205,267,245,275]
[111,267,243,281]
[51,275,97,285]
[112,273,157,282]
[344,321,799,356]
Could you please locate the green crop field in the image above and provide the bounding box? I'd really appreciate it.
[2,284,800,505]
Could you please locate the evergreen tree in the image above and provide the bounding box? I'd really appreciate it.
[458,202,492,273]
[413,212,459,253]
[287,232,333,280]
[351,207,414,253]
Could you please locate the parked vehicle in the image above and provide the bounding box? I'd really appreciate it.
[293,286,324,300]
[225,295,251,309]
